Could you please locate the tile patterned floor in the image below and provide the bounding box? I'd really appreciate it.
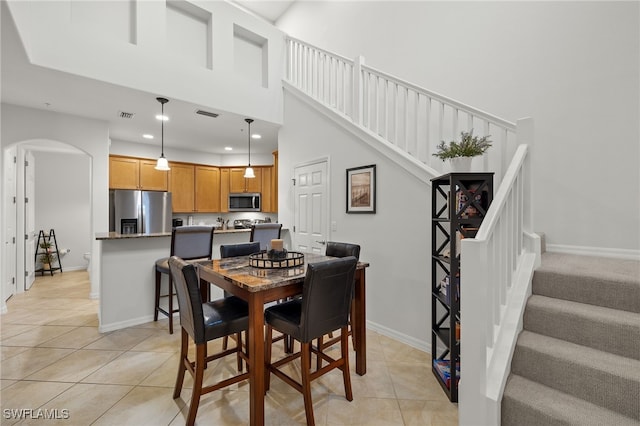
[0,271,458,425]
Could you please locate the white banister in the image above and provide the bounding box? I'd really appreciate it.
[285,37,518,184]
[459,118,540,425]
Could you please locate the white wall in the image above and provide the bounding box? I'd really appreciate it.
[277,1,640,254]
[278,93,431,348]
[6,0,285,126]
[33,151,91,271]
[1,103,110,299]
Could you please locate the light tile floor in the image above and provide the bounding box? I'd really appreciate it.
[1,271,458,425]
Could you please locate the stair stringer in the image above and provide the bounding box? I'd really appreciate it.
[283,80,439,186]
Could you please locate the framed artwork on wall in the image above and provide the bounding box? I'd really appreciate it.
[346,164,376,214]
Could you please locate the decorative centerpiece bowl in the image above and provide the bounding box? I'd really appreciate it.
[267,248,288,260]
[249,251,305,269]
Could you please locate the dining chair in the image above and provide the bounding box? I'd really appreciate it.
[169,256,249,426]
[264,256,358,426]
[316,241,361,362]
[154,225,214,334]
[249,223,282,250]
[219,242,261,351]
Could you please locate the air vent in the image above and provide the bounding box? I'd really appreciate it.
[118,111,135,119]
[196,109,219,118]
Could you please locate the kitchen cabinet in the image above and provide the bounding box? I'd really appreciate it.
[169,163,220,213]
[261,167,273,212]
[195,165,220,212]
[229,167,262,193]
[169,163,195,213]
[109,156,168,191]
[220,168,230,213]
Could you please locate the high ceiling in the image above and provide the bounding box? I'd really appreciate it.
[0,1,295,156]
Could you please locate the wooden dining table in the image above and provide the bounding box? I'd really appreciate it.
[197,252,369,426]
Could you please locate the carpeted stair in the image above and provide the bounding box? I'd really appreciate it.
[502,252,640,425]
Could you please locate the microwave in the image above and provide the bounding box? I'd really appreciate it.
[229,193,261,212]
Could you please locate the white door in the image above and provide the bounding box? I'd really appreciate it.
[24,151,35,290]
[293,160,329,254]
[3,147,17,300]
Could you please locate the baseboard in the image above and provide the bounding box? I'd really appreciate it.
[98,315,155,333]
[546,244,640,260]
[366,320,430,353]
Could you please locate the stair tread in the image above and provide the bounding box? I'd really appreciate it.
[525,295,640,360]
[533,253,640,313]
[516,330,640,374]
[537,252,640,284]
[527,294,640,324]
[503,374,639,426]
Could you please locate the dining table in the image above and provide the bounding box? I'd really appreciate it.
[197,252,369,426]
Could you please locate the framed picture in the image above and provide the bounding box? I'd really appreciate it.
[346,164,376,213]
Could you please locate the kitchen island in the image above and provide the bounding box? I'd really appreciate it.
[95,227,290,332]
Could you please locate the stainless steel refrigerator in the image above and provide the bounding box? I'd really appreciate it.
[109,190,172,234]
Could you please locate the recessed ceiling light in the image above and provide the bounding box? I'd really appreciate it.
[143,134,154,139]
[224,147,233,151]
[155,114,169,121]
[252,134,261,139]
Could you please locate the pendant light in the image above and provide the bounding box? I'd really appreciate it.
[244,118,255,178]
[155,97,170,171]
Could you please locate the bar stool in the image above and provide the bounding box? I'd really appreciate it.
[250,223,282,250]
[154,225,214,334]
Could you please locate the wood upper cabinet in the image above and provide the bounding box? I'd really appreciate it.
[194,166,220,212]
[109,156,168,191]
[220,168,230,213]
[169,163,195,213]
[229,167,262,193]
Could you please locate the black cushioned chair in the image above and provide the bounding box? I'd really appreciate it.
[169,256,249,426]
[154,226,214,334]
[249,223,282,250]
[264,256,357,426]
[219,242,260,350]
[317,242,361,361]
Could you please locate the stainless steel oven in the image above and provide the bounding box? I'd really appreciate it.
[229,193,261,212]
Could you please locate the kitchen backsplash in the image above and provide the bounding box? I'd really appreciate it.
[172,212,278,227]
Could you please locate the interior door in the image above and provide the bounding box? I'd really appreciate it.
[24,151,35,290]
[293,160,329,253]
[3,147,17,300]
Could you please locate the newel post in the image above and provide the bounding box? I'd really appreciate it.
[352,55,365,126]
[516,117,538,264]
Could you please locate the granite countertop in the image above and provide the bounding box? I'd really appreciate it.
[95,228,251,240]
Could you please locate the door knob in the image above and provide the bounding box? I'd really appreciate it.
[315,240,326,245]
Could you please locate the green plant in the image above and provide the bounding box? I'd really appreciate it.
[39,242,57,265]
[433,130,492,160]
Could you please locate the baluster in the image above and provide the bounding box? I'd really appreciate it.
[438,102,444,146]
[452,108,458,139]
[483,121,491,172]
[384,79,389,140]
[393,83,399,145]
[425,97,432,163]
[414,91,419,159]
[404,87,409,152]
[374,75,379,135]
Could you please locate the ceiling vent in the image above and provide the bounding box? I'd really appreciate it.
[196,109,219,118]
[118,111,135,119]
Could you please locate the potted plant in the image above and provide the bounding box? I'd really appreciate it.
[433,130,492,171]
[38,242,57,270]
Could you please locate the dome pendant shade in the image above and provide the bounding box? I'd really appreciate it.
[244,118,255,178]
[155,97,171,171]
[243,166,255,179]
[155,155,170,171]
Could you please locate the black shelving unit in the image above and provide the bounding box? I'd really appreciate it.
[431,172,493,402]
[35,229,63,276]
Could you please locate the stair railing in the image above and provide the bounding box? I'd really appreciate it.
[285,36,518,183]
[459,118,541,425]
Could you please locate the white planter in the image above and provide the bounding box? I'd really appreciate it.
[449,157,473,172]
